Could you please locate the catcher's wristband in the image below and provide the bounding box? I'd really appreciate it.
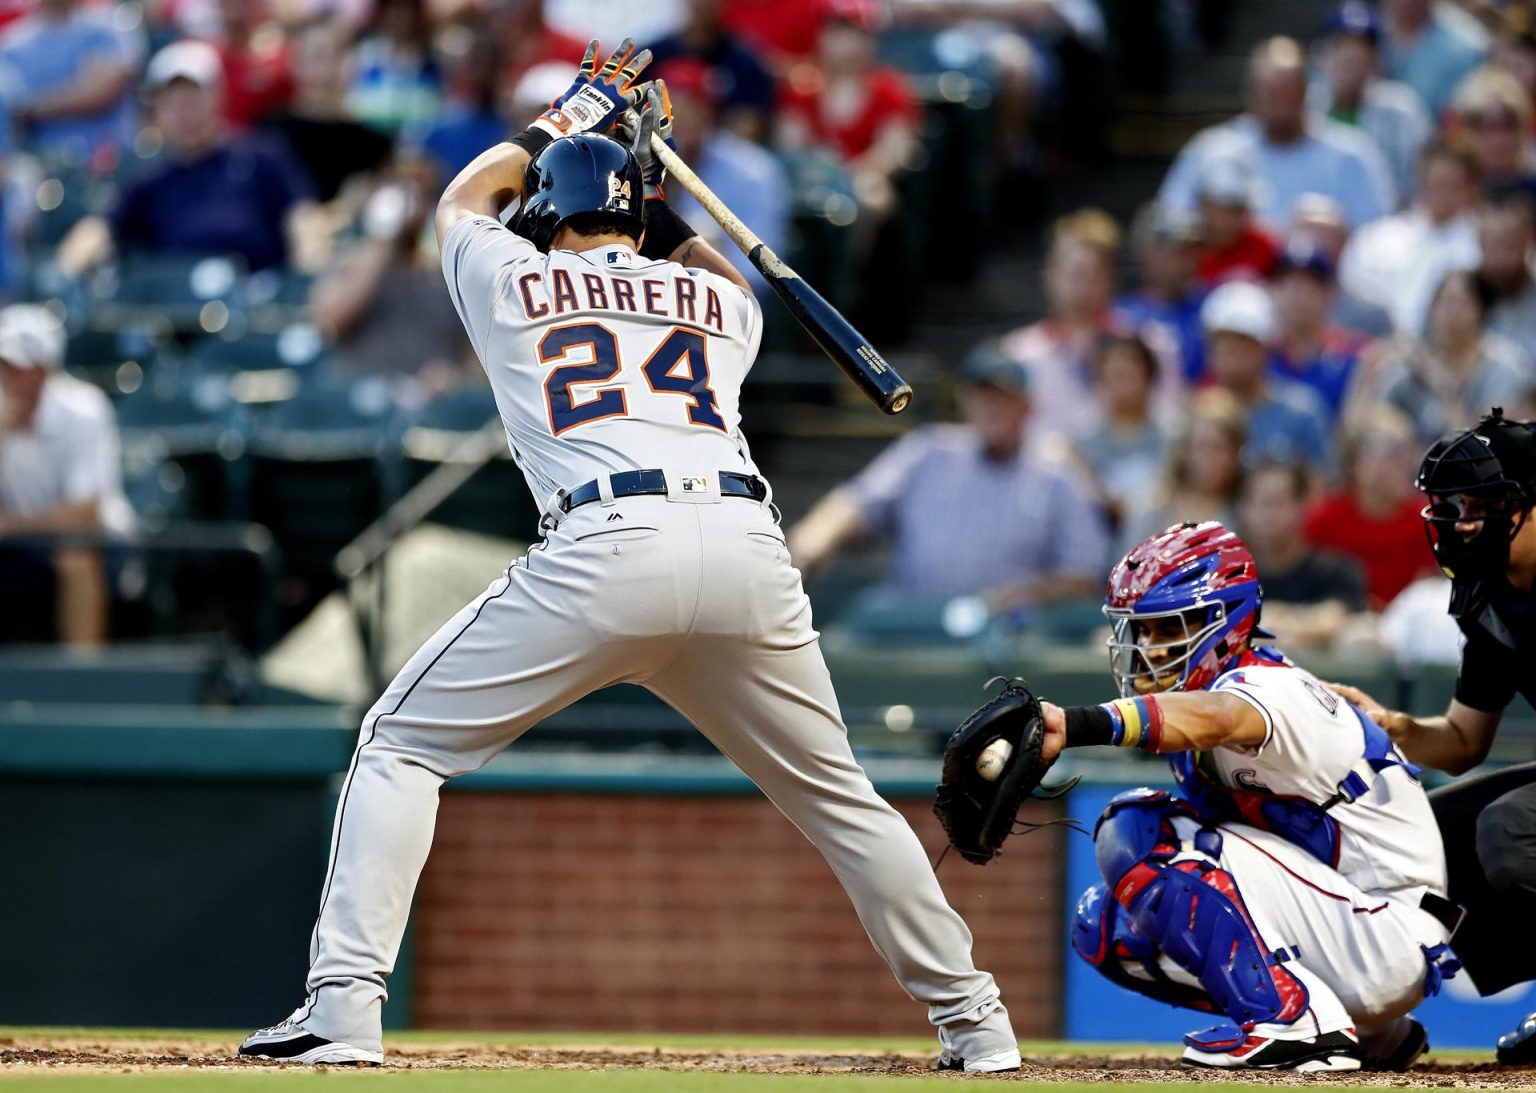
[1063,697,1164,751]
[509,126,556,158]
[640,201,698,260]
[1102,696,1164,751]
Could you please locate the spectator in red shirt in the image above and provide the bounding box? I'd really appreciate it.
[1303,403,1436,608]
[208,0,295,127]
[722,0,826,66]
[486,0,586,99]
[777,0,920,243]
[1193,153,1279,288]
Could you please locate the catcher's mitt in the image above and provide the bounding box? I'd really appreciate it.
[933,677,1078,865]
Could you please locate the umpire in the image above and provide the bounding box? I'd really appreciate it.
[1336,408,1536,1064]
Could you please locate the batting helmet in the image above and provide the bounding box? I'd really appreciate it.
[1416,407,1536,580]
[1102,521,1262,698]
[512,134,645,253]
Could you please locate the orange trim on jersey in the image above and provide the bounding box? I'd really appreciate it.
[640,324,727,432]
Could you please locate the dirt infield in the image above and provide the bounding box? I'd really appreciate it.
[1,1035,1532,1086]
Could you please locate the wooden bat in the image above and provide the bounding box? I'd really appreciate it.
[652,138,912,415]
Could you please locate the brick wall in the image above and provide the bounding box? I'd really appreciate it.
[412,792,1064,1037]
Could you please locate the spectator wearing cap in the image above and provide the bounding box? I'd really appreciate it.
[776,0,920,239]
[661,59,790,297]
[1237,460,1368,651]
[788,344,1109,614]
[1073,334,1171,529]
[1201,278,1332,470]
[0,304,132,648]
[57,40,321,278]
[651,0,777,141]
[1289,191,1395,337]
[1312,1,1433,204]
[1304,403,1437,609]
[1190,153,1279,288]
[1478,190,1536,349]
[1269,235,1364,422]
[1449,66,1536,207]
[1380,0,1488,116]
[1003,209,1181,441]
[1115,202,1205,383]
[1159,37,1396,234]
[0,0,144,161]
[1363,267,1536,442]
[257,18,395,204]
[1338,137,1482,335]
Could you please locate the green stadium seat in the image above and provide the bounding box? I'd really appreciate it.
[115,374,248,520]
[89,251,247,334]
[400,387,540,540]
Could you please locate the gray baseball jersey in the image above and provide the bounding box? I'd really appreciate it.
[278,213,1015,1061]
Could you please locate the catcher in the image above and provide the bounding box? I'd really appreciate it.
[936,521,1460,1072]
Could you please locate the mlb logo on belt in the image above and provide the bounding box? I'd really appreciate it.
[681,476,709,492]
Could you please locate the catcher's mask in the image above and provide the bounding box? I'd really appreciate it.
[1416,408,1536,582]
[1103,522,1262,698]
[511,133,645,253]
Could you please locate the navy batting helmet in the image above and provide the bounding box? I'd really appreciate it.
[511,134,644,253]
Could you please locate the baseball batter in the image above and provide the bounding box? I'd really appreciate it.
[1043,522,1459,1071]
[239,43,1018,1071]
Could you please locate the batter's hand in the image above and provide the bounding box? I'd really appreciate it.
[616,82,674,200]
[531,38,653,141]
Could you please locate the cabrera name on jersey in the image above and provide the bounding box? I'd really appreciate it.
[441,215,765,501]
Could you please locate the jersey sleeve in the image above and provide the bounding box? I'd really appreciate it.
[1454,620,1519,713]
[1211,666,1364,798]
[439,214,539,361]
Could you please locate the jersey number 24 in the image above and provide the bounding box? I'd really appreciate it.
[540,322,726,436]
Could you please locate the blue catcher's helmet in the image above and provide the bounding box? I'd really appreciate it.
[1102,521,1263,697]
[511,133,645,253]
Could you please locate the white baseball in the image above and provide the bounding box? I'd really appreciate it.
[976,739,1013,782]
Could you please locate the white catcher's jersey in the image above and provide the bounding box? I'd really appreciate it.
[440,214,765,501]
[1202,662,1448,900]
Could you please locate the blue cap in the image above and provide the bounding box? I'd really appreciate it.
[963,340,1029,393]
[1323,1,1381,44]
[1275,234,1335,280]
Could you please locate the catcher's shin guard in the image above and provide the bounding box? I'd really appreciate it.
[1093,790,1309,1028]
[1071,882,1218,1013]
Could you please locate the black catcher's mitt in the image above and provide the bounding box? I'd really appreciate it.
[933,677,1078,865]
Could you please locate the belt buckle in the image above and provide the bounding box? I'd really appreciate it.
[664,470,721,504]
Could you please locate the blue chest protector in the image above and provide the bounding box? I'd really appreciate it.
[1167,695,1421,868]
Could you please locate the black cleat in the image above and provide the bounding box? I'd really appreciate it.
[1181,1024,1363,1072]
[238,1020,382,1065]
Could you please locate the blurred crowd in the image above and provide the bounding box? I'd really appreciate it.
[5,0,1533,670]
[793,0,1536,666]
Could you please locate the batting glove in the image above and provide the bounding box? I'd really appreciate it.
[617,81,674,201]
[531,38,653,141]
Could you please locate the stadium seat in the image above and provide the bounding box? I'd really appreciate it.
[114,373,248,520]
[247,380,397,622]
[184,324,330,405]
[400,386,540,540]
[239,268,315,333]
[89,251,247,334]
[63,324,163,394]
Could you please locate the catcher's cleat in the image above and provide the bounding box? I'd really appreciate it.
[1363,1016,1428,1071]
[1498,1011,1536,1065]
[238,1019,382,1065]
[935,1026,1021,1073]
[1180,1024,1362,1072]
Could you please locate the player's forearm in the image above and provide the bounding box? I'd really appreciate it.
[435,143,533,241]
[1387,709,1497,774]
[57,216,112,279]
[1048,690,1265,756]
[786,489,866,573]
[311,239,395,339]
[0,498,102,537]
[669,235,752,293]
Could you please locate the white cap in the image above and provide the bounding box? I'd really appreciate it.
[0,304,65,370]
[512,61,578,116]
[1201,280,1275,344]
[1198,153,1257,208]
[146,39,223,91]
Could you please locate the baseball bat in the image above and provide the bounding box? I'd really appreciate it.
[652,137,912,415]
